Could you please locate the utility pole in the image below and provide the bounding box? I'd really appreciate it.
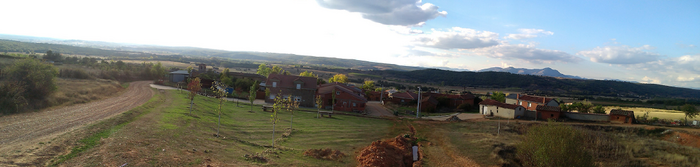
[416,87,421,118]
[379,84,384,104]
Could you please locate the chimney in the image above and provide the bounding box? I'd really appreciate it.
[543,96,546,104]
[516,94,520,100]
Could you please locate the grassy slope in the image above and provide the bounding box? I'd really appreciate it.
[154,90,408,166]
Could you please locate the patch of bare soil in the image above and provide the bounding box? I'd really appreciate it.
[665,131,700,148]
[303,148,346,161]
[357,135,415,167]
[0,81,154,166]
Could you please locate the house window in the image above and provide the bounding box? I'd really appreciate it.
[519,101,522,105]
[272,82,277,88]
[336,91,340,95]
[269,94,275,99]
[551,114,554,117]
[528,102,531,107]
[296,84,301,89]
[401,99,404,102]
[353,103,356,107]
[294,96,301,102]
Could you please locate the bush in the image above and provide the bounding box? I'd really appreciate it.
[59,68,92,79]
[4,58,58,100]
[516,121,594,167]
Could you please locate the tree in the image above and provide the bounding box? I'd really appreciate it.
[315,95,323,118]
[115,60,125,69]
[265,88,271,99]
[491,91,505,103]
[571,101,593,113]
[286,96,300,131]
[249,81,257,112]
[328,74,348,83]
[186,65,194,74]
[592,105,606,114]
[270,92,283,150]
[681,104,699,124]
[211,81,228,137]
[271,65,284,75]
[43,50,63,61]
[0,81,28,114]
[560,103,571,112]
[187,77,202,114]
[331,89,337,111]
[361,80,375,91]
[300,70,315,77]
[5,58,58,101]
[256,63,271,77]
[151,62,167,79]
[232,87,241,107]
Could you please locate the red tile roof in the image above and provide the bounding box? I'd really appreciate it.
[479,99,522,109]
[610,109,634,116]
[267,74,317,90]
[391,92,418,100]
[420,95,439,105]
[536,105,561,112]
[317,83,367,102]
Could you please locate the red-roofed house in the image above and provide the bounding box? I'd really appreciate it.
[507,94,559,111]
[388,92,418,105]
[479,99,526,119]
[536,105,562,120]
[610,109,635,124]
[317,83,368,112]
[419,95,439,112]
[265,74,318,107]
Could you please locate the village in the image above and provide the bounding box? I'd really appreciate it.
[166,63,699,126]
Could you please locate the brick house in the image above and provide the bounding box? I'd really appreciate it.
[317,83,367,112]
[419,95,439,112]
[610,109,635,124]
[479,99,526,119]
[536,105,562,120]
[388,92,418,105]
[265,74,318,107]
[506,94,559,111]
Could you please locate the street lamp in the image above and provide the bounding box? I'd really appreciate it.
[416,87,421,118]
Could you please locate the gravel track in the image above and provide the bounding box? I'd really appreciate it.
[0,81,154,151]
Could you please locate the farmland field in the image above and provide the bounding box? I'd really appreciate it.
[604,106,688,120]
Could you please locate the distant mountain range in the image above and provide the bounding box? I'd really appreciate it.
[478,67,586,80]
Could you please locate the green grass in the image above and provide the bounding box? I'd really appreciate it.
[158,90,407,166]
[120,82,130,89]
[348,72,381,78]
[51,89,163,166]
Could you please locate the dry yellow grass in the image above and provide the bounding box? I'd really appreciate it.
[604,106,687,120]
[48,78,124,107]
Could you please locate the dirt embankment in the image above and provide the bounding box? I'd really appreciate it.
[356,124,421,167]
[0,81,154,166]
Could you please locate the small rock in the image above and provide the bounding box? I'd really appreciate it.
[162,149,165,152]
[193,148,197,152]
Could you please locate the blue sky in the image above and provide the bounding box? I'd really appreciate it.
[0,0,698,89]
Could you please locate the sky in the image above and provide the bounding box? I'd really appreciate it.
[1,0,699,89]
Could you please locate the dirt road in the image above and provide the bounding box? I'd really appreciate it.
[0,81,154,154]
[365,101,395,117]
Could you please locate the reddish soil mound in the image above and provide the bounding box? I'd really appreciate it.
[303,148,346,161]
[356,136,415,167]
[666,132,700,148]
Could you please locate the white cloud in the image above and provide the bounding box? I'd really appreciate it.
[505,29,553,40]
[677,76,696,81]
[415,27,500,50]
[317,0,447,26]
[641,76,661,84]
[471,43,583,64]
[577,45,661,64]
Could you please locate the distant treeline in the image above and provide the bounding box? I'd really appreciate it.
[365,69,700,99]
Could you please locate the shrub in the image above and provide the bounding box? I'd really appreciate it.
[59,68,92,79]
[4,58,58,101]
[516,121,594,167]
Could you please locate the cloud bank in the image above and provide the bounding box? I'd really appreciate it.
[317,0,447,26]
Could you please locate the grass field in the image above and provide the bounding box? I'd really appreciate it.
[61,89,410,166]
[604,106,688,120]
[121,60,195,69]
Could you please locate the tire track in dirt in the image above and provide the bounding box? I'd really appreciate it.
[0,81,154,153]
